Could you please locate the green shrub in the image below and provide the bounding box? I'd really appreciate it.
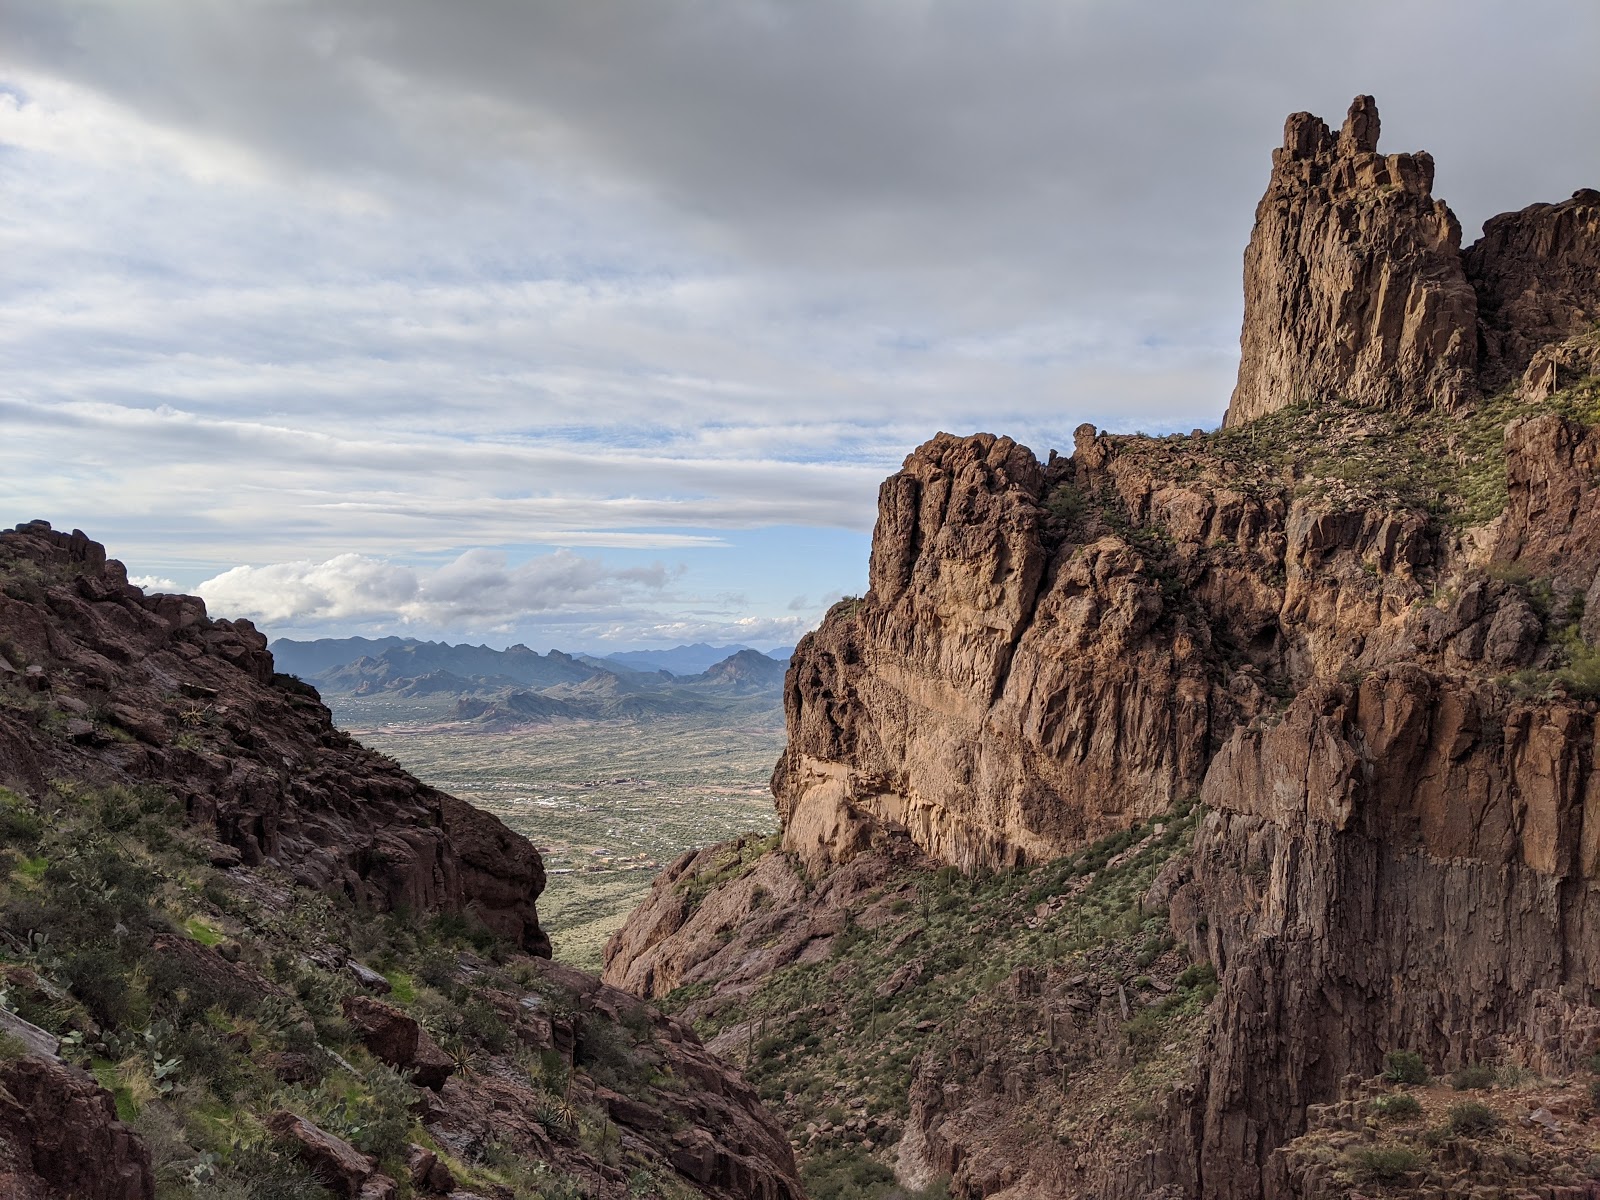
[1450,1063,1496,1090]
[800,1144,898,1200]
[1348,1144,1423,1181]
[327,1065,416,1161]
[1383,1050,1429,1085]
[459,996,510,1054]
[1371,1092,1422,1120]
[1446,1100,1499,1135]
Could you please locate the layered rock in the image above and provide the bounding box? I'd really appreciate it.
[770,417,1469,874]
[0,520,548,954]
[1225,96,1478,425]
[1466,188,1600,387]
[0,1053,154,1200]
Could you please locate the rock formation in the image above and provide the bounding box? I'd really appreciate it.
[1465,188,1600,387]
[1225,96,1478,425]
[0,519,549,954]
[0,1053,154,1199]
[606,97,1600,1198]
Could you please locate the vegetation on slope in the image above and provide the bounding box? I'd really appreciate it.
[1075,366,1600,528]
[660,800,1211,1199]
[0,777,698,1199]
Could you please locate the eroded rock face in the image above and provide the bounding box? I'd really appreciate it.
[0,1054,154,1200]
[773,430,1230,872]
[1167,667,1600,1198]
[1466,188,1600,387]
[771,419,1478,874]
[1225,96,1478,426]
[0,520,549,955]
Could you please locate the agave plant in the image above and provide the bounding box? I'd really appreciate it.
[532,1090,580,1136]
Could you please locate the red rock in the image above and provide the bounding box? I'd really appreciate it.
[0,1055,154,1200]
[0,520,549,956]
[1226,96,1478,426]
[404,1143,455,1194]
[341,995,455,1091]
[265,1110,376,1198]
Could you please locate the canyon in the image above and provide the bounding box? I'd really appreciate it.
[2,91,1597,1200]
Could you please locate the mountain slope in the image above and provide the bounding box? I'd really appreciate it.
[0,521,801,1200]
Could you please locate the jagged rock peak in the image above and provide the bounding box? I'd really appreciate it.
[1225,95,1478,427]
[1338,91,1380,154]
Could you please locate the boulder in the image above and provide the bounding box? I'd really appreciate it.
[265,1110,376,1198]
[341,995,454,1091]
[347,960,393,994]
[0,1056,154,1200]
[405,1143,456,1194]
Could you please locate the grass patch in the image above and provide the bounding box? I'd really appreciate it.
[1371,1092,1422,1121]
[184,917,224,947]
[381,969,417,1004]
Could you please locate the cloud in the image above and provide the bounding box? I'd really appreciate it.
[3,2,1596,644]
[195,548,667,629]
[127,574,179,592]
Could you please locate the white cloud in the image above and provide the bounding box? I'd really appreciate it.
[195,548,667,629]
[127,574,180,592]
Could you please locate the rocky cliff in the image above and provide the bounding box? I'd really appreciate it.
[1225,97,1600,427]
[605,98,1600,1199]
[0,521,801,1200]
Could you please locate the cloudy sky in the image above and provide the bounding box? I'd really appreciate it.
[3,1,1596,649]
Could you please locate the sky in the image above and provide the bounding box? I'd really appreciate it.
[2,1,1597,650]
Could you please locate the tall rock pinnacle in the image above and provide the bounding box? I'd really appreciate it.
[1224,95,1479,427]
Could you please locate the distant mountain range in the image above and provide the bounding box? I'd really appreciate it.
[268,636,790,727]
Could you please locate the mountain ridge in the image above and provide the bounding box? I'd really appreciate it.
[0,520,802,1200]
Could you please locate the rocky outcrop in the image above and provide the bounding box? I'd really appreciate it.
[1225,96,1478,426]
[769,416,1475,874]
[0,520,549,954]
[0,1053,154,1200]
[1466,188,1600,387]
[341,995,455,1090]
[1226,97,1600,427]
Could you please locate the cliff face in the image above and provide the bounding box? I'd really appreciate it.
[1225,96,1478,426]
[606,97,1600,1199]
[1466,189,1600,388]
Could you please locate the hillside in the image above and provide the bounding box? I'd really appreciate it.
[0,522,800,1200]
[602,97,1600,1199]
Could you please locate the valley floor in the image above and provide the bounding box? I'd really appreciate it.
[327,696,784,970]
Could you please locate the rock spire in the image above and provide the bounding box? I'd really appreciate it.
[1224,95,1479,426]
